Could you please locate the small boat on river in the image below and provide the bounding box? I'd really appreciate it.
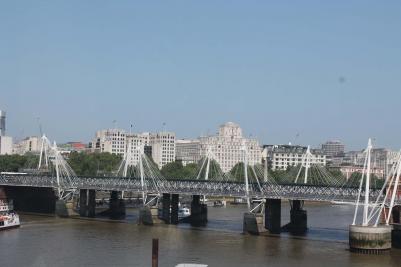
[0,199,20,230]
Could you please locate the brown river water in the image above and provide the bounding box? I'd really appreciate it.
[1,202,401,267]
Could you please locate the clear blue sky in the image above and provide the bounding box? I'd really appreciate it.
[1,1,401,150]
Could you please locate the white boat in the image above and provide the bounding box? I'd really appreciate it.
[157,204,191,220]
[175,264,208,267]
[178,206,191,219]
[0,199,20,230]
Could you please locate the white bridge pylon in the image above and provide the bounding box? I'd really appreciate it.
[38,135,77,201]
[287,146,344,187]
[195,143,279,213]
[196,146,226,181]
[352,139,401,227]
[295,146,312,184]
[116,143,168,206]
[239,141,279,213]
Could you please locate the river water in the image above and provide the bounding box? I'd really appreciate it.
[1,202,401,267]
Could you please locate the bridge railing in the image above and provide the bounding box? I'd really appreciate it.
[1,173,392,204]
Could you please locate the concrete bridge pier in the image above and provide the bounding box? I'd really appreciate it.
[243,212,265,235]
[243,198,281,235]
[190,195,207,227]
[171,194,179,225]
[391,206,401,248]
[349,225,392,253]
[392,224,401,249]
[79,189,96,217]
[55,197,78,217]
[109,191,126,219]
[79,189,87,216]
[138,194,170,225]
[160,193,179,224]
[265,199,281,234]
[283,200,307,234]
[161,193,171,223]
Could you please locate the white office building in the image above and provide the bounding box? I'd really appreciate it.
[13,136,41,155]
[322,140,345,157]
[91,128,176,169]
[0,110,13,155]
[150,132,176,169]
[0,136,13,155]
[90,129,126,156]
[265,144,326,171]
[176,139,201,166]
[199,122,262,173]
[343,148,399,177]
[125,132,151,166]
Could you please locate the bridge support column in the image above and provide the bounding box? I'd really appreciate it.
[288,200,307,234]
[109,191,125,219]
[171,194,179,225]
[391,206,401,248]
[87,190,96,217]
[79,189,96,217]
[138,206,162,225]
[79,189,88,217]
[162,193,171,224]
[392,224,401,249]
[243,213,266,235]
[55,198,78,217]
[190,195,207,227]
[265,199,281,234]
[349,225,392,253]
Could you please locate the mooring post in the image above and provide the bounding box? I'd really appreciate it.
[152,238,159,267]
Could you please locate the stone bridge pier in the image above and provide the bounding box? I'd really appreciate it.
[244,198,307,235]
[160,193,179,224]
[391,206,401,249]
[141,193,207,226]
[108,191,126,218]
[79,189,96,217]
[265,199,281,234]
[190,195,208,226]
[285,200,308,234]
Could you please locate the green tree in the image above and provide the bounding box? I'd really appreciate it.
[161,161,199,179]
[347,172,384,188]
[161,161,184,179]
[228,162,258,182]
[0,154,28,172]
[182,163,198,178]
[67,152,121,176]
[195,159,223,180]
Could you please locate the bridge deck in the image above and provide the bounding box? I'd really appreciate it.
[1,174,394,204]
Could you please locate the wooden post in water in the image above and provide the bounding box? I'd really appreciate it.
[152,238,159,267]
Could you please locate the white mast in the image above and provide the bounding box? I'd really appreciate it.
[362,139,372,226]
[53,141,62,197]
[385,152,401,225]
[138,144,145,204]
[242,141,250,208]
[204,146,214,180]
[304,146,312,184]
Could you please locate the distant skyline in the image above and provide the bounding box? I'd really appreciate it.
[1,1,401,150]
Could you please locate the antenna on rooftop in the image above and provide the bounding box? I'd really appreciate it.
[36,117,43,136]
[293,132,300,145]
